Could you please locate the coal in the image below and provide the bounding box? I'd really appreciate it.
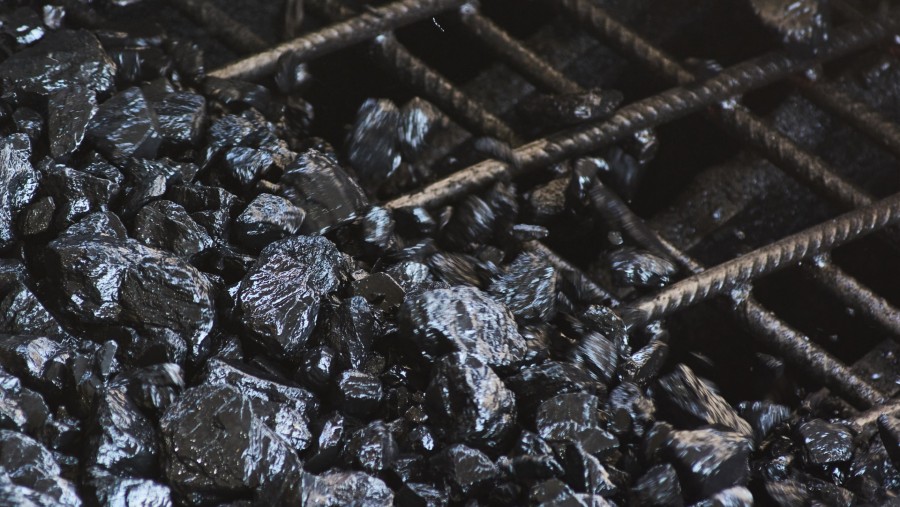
[489,252,558,323]
[338,370,383,417]
[347,98,401,190]
[609,381,655,437]
[47,86,97,160]
[430,444,498,500]
[324,296,375,370]
[749,0,830,55]
[657,364,752,437]
[274,52,311,94]
[0,430,80,506]
[221,146,274,190]
[306,412,348,472]
[505,361,604,417]
[0,282,66,337]
[147,90,206,146]
[693,486,753,507]
[132,200,213,259]
[0,29,115,99]
[797,419,853,465]
[84,384,158,476]
[737,401,790,442]
[664,428,752,499]
[345,420,400,473]
[536,393,617,457]
[619,337,668,386]
[517,88,623,128]
[630,463,683,507]
[877,414,900,468]
[0,134,39,251]
[40,161,119,228]
[86,469,172,507]
[236,235,345,361]
[606,247,676,289]
[396,482,448,507]
[426,352,516,450]
[563,442,617,497]
[303,469,394,506]
[160,384,302,504]
[0,7,44,47]
[17,196,55,237]
[121,363,184,417]
[350,273,405,313]
[399,286,526,368]
[441,195,496,249]
[232,193,305,251]
[86,87,162,163]
[0,367,50,437]
[12,108,43,143]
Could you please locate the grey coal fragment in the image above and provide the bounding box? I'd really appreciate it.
[630,463,683,507]
[0,134,39,250]
[749,0,830,55]
[488,252,557,323]
[48,86,97,159]
[606,247,676,289]
[536,393,617,457]
[619,338,668,387]
[133,200,213,259]
[345,420,400,473]
[278,148,369,234]
[338,370,383,417]
[17,196,55,237]
[399,286,525,368]
[347,98,401,189]
[160,384,302,504]
[797,419,853,465]
[86,468,172,507]
[87,87,162,163]
[426,352,516,450]
[303,470,394,507]
[664,428,752,500]
[85,384,159,476]
[13,108,43,143]
[0,29,115,99]
[236,235,345,361]
[233,193,305,252]
[58,211,126,242]
[563,442,617,497]
[657,364,752,437]
[0,430,80,506]
[430,444,498,500]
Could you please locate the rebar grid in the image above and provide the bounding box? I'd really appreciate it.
[168,0,269,53]
[209,0,467,79]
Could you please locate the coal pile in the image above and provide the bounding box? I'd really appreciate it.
[0,0,899,506]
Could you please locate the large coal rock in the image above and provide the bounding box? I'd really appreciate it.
[0,429,80,506]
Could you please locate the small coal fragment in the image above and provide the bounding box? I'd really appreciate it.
[17,196,54,237]
[619,338,668,387]
[324,296,375,370]
[133,200,213,259]
[86,469,172,507]
[749,0,830,55]
[300,345,337,391]
[665,428,751,499]
[347,98,401,189]
[506,361,603,417]
[233,193,305,251]
[609,382,655,437]
[0,7,45,47]
[87,87,161,162]
[737,401,790,442]
[399,286,525,368]
[489,252,557,322]
[657,364,752,437]
[426,352,516,450]
[693,486,753,507]
[338,370,383,417]
[305,412,348,472]
[121,363,184,417]
[0,429,80,506]
[536,393,617,457]
[12,108,43,143]
[160,384,302,504]
[606,247,676,289]
[397,97,446,162]
[40,161,118,228]
[48,86,97,159]
[0,134,39,250]
[361,206,397,254]
[510,223,549,241]
[630,463,683,507]
[798,419,853,465]
[564,442,617,497]
[431,444,498,500]
[85,384,158,476]
[345,420,400,473]
[0,281,66,336]
[517,88,623,128]
[396,482,448,507]
[527,177,568,223]
[148,90,206,146]
[278,148,369,234]
[564,329,619,386]
[0,367,50,436]
[529,478,583,505]
[303,470,393,506]
[220,146,274,190]
[58,211,126,242]
[236,235,345,361]
[350,273,405,313]
[203,76,275,116]
[763,480,809,506]
[427,251,491,288]
[441,195,496,249]
[0,29,115,99]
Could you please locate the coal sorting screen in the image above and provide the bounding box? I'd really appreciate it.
[0,0,899,505]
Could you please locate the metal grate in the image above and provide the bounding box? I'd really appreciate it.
[170,0,900,411]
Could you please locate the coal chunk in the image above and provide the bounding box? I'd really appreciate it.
[606,247,676,289]
[737,401,790,442]
[232,193,305,252]
[324,296,375,370]
[609,381,655,437]
[749,0,830,55]
[0,281,66,337]
[148,90,206,146]
[536,393,617,457]
[517,88,623,128]
[396,482,448,507]
[39,161,118,228]
[798,419,853,465]
[489,252,557,323]
[236,235,345,360]
[505,361,603,417]
[278,149,368,234]
[305,412,348,472]
[132,200,213,259]
[0,7,45,47]
[303,470,393,506]
[347,98,401,189]
[85,384,159,476]
[160,384,302,504]
[0,430,80,506]
[345,420,400,473]
[220,146,274,190]
[630,463,683,507]
[431,444,498,500]
[563,442,617,497]
[693,486,753,507]
[121,363,184,417]
[338,370,383,417]
[12,108,43,143]
[399,286,526,368]
[349,273,405,313]
[619,338,668,387]
[86,87,161,162]
[664,428,751,499]
[48,86,97,159]
[657,364,752,437]
[878,413,900,468]
[0,134,39,250]
[87,469,172,507]
[426,352,516,450]
[0,29,115,98]
[0,367,50,436]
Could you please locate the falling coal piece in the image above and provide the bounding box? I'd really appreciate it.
[737,401,790,442]
[47,86,98,160]
[302,470,394,506]
[349,273,405,313]
[441,195,497,249]
[426,352,516,450]
[609,382,655,437]
[606,247,676,289]
[630,463,683,507]
[86,87,162,163]
[517,88,623,128]
[431,444,499,500]
[505,360,604,417]
[338,370,383,417]
[148,90,206,146]
[399,286,526,368]
[619,338,668,387]
[749,0,831,55]
[664,428,752,500]
[232,193,305,251]
[489,252,557,322]
[347,98,401,190]
[274,51,311,94]
[797,419,853,465]
[657,364,753,437]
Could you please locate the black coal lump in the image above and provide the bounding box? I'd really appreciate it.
[505,361,604,417]
[431,443,498,500]
[657,364,752,437]
[797,419,853,465]
[39,161,119,228]
[426,352,516,450]
[48,86,98,160]
[12,107,43,143]
[84,383,158,476]
[345,420,400,473]
[278,148,369,234]
[619,337,668,387]
[86,468,172,507]
[349,272,405,313]
[763,480,809,506]
[232,193,305,252]
[536,393,617,457]
[563,442,617,497]
[630,463,683,507]
[606,247,676,289]
[220,146,274,190]
[664,428,752,500]
[147,89,206,146]
[749,0,830,55]
[692,486,754,507]
[17,196,55,237]
[398,286,526,368]
[160,384,303,504]
[300,345,338,391]
[121,363,184,417]
[44,234,215,364]
[565,329,619,386]
[427,251,492,288]
[609,381,655,437]
[0,335,77,400]
[0,429,80,505]
[132,200,213,259]
[347,98,401,190]
[0,134,39,251]
[86,87,162,163]
[202,357,317,450]
[302,469,394,506]
[236,235,345,361]
[737,401,790,442]
[324,296,375,370]
[489,252,557,323]
[0,281,65,337]
[0,366,50,436]
[0,7,44,47]
[528,478,584,505]
[58,211,127,242]
[338,370,383,417]
[361,205,397,254]
[305,412,349,472]
[0,29,115,99]
[396,482,448,507]
[441,194,496,249]
[203,77,276,118]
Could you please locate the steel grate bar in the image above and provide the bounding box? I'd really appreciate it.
[167,0,270,53]
[209,0,467,79]
[386,8,900,209]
